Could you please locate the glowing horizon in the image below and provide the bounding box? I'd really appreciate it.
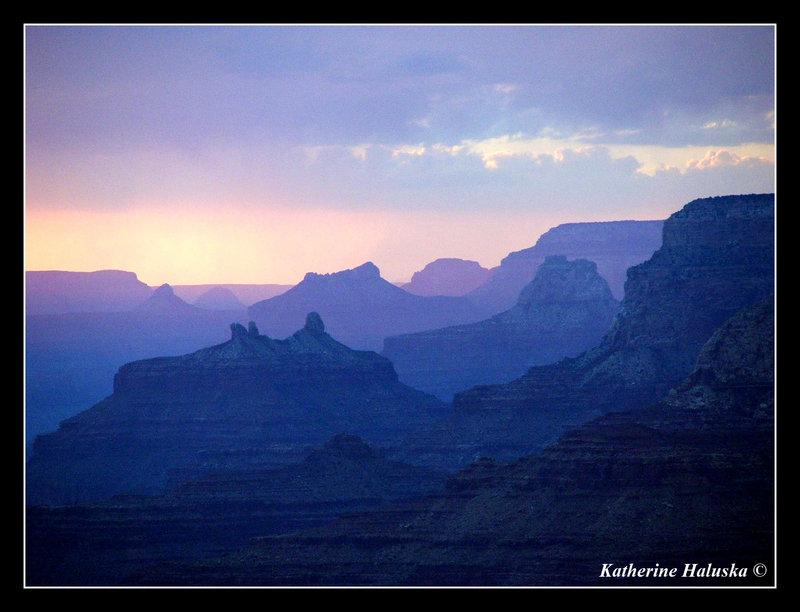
[28,203,659,286]
[25,25,775,287]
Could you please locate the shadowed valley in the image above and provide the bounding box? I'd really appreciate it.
[25,194,775,587]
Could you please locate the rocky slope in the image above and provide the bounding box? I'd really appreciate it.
[383,256,619,401]
[26,313,446,506]
[25,434,447,586]
[126,296,774,587]
[247,262,489,352]
[402,258,491,297]
[396,194,774,470]
[466,219,665,314]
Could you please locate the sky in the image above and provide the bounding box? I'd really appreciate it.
[24,24,776,285]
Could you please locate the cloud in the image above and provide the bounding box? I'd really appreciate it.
[684,149,769,171]
[392,144,427,158]
[702,119,737,130]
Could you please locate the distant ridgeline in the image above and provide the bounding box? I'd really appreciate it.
[466,219,665,314]
[394,194,775,470]
[383,256,620,401]
[247,261,490,352]
[26,313,446,506]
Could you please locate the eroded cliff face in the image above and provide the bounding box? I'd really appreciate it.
[399,194,774,469]
[26,313,446,506]
[466,219,665,313]
[128,297,773,587]
[382,256,619,401]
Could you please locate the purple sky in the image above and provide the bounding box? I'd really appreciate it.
[25,24,775,285]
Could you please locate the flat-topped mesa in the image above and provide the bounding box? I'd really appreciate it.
[516,256,615,306]
[113,312,397,395]
[28,312,446,506]
[404,258,491,297]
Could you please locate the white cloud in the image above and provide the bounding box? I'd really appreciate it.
[392,144,427,158]
[686,149,747,170]
[702,119,737,130]
[493,83,519,95]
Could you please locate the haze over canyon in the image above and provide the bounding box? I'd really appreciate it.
[25,194,776,587]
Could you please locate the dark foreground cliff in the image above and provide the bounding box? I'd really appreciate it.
[26,313,446,506]
[26,434,447,586]
[125,296,774,587]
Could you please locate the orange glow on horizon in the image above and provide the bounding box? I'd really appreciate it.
[24,203,636,286]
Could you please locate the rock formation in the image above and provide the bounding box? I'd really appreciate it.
[26,298,250,449]
[402,258,491,297]
[25,434,447,586]
[193,286,247,311]
[397,194,774,470]
[134,283,203,316]
[383,256,619,401]
[466,219,665,314]
[125,296,774,587]
[25,269,154,314]
[171,283,292,306]
[26,313,446,506]
[248,262,489,351]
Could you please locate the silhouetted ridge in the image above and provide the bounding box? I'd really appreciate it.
[304,261,381,282]
[26,269,155,314]
[135,283,202,315]
[403,258,491,297]
[383,255,619,400]
[397,194,774,469]
[248,261,488,351]
[467,219,664,312]
[27,312,446,506]
[193,286,246,311]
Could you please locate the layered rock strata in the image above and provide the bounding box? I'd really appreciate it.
[26,434,447,586]
[127,297,774,587]
[396,194,774,469]
[25,290,250,448]
[383,256,619,401]
[26,313,446,506]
